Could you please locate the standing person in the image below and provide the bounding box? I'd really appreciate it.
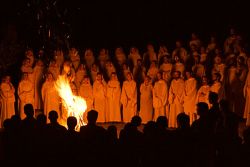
[183,71,197,124]
[54,49,64,68]
[168,71,185,128]
[18,72,34,119]
[93,73,107,123]
[153,72,168,120]
[143,43,157,70]
[21,58,34,81]
[69,48,81,70]
[140,76,153,124]
[84,48,95,70]
[48,60,60,80]
[172,40,188,64]
[79,76,93,113]
[75,64,87,90]
[210,73,223,100]
[147,61,159,83]
[160,56,173,85]
[196,76,210,106]
[0,75,15,128]
[90,64,99,84]
[106,72,121,122]
[33,59,45,113]
[115,47,127,67]
[41,73,60,121]
[173,56,185,78]
[128,46,141,71]
[121,72,137,123]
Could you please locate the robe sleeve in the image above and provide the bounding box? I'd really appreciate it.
[120,83,127,107]
[168,83,174,104]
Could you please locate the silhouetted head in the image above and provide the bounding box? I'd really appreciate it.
[11,115,21,128]
[87,110,98,125]
[107,125,118,139]
[67,116,77,130]
[24,104,34,118]
[196,102,209,117]
[219,99,230,113]
[37,114,47,126]
[177,113,190,129]
[3,119,12,130]
[48,110,58,123]
[131,116,142,127]
[209,92,219,104]
[156,116,168,128]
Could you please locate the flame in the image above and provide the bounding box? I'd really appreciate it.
[54,75,87,130]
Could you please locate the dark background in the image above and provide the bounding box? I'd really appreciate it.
[0,0,249,51]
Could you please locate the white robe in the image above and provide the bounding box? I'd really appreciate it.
[106,80,121,122]
[93,81,107,123]
[121,80,137,123]
[168,78,185,128]
[192,64,205,78]
[79,82,93,122]
[0,83,15,128]
[153,80,168,120]
[244,72,250,126]
[210,81,223,100]
[18,79,34,119]
[172,48,188,63]
[140,83,153,123]
[196,85,210,106]
[184,78,197,124]
[21,65,34,81]
[41,81,60,121]
[160,63,173,84]
[33,65,44,110]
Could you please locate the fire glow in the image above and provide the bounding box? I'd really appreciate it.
[54,75,87,129]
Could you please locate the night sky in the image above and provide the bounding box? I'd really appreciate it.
[0,0,249,49]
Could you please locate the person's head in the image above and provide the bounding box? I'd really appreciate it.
[144,76,151,85]
[130,47,137,54]
[194,55,201,64]
[190,44,197,52]
[147,43,154,52]
[174,55,180,63]
[159,45,168,52]
[191,32,198,40]
[24,58,31,66]
[67,116,77,130]
[24,104,34,118]
[37,114,47,126]
[196,102,209,117]
[185,70,192,79]
[111,72,117,81]
[200,46,206,54]
[122,63,128,70]
[79,64,86,70]
[46,72,54,81]
[150,61,157,68]
[48,110,59,123]
[201,76,208,85]
[214,56,222,64]
[237,56,245,66]
[85,48,94,57]
[100,48,107,55]
[96,73,103,81]
[137,59,142,66]
[25,49,34,58]
[209,92,219,104]
[173,71,181,79]
[87,110,98,125]
[156,72,162,80]
[176,40,182,48]
[131,116,142,127]
[37,59,44,66]
[22,72,29,80]
[219,99,230,113]
[212,73,221,82]
[156,116,168,129]
[163,56,169,63]
[126,72,133,81]
[115,47,123,55]
[2,75,11,84]
[107,125,117,139]
[83,75,90,84]
[92,64,98,71]
[177,113,190,129]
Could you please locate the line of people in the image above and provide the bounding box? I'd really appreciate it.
[1,28,250,128]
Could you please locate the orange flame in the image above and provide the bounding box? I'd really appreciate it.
[54,75,87,130]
